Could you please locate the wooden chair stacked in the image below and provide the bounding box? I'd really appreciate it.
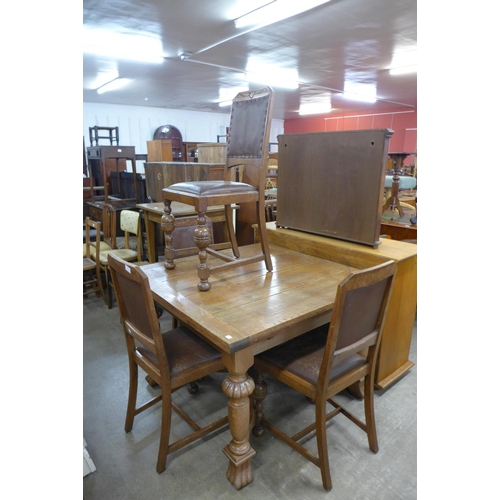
[161,86,275,291]
[108,253,228,473]
[251,260,397,491]
[96,205,143,308]
[83,218,105,299]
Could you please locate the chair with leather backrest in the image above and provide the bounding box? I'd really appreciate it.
[95,208,143,308]
[251,260,397,491]
[83,217,105,299]
[162,86,275,291]
[108,253,229,473]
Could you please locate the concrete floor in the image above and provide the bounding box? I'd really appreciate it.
[83,292,417,500]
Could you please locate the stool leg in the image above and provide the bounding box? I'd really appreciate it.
[224,204,240,258]
[161,200,176,270]
[256,200,273,272]
[194,212,211,292]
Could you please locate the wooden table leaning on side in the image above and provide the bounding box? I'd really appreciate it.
[261,222,417,390]
[136,201,237,263]
[141,244,357,489]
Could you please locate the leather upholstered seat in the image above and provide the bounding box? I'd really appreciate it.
[108,253,228,474]
[252,260,397,491]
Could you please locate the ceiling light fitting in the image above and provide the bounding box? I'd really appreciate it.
[299,104,332,115]
[234,0,330,29]
[389,65,417,75]
[179,51,193,61]
[97,77,131,95]
[342,82,377,103]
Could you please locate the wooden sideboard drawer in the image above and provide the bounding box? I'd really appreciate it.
[88,206,102,220]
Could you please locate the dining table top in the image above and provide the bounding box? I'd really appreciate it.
[141,243,357,355]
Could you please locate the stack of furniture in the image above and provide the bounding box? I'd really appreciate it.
[149,124,184,161]
[88,126,119,146]
[86,145,138,201]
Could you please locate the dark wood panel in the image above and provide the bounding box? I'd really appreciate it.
[276,129,392,248]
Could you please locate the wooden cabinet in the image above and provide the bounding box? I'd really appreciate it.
[147,140,177,162]
[144,162,225,202]
[264,223,417,390]
[183,142,202,162]
[86,146,136,200]
[197,142,227,163]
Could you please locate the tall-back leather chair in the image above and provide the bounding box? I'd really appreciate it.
[161,86,275,291]
[108,253,228,473]
[252,260,397,491]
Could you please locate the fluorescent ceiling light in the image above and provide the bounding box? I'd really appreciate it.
[299,93,332,115]
[234,0,330,29]
[245,61,298,89]
[299,103,332,115]
[390,65,417,75]
[92,69,119,90]
[389,49,417,75]
[246,73,298,89]
[83,27,164,64]
[342,82,377,103]
[97,77,131,94]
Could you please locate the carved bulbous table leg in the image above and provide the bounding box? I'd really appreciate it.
[222,371,256,490]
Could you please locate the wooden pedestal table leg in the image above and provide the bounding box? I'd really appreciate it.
[161,200,176,270]
[221,351,256,490]
[382,171,405,219]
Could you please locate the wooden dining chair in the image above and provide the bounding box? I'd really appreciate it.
[162,86,275,291]
[82,218,112,258]
[96,209,143,308]
[251,260,397,491]
[108,253,229,473]
[83,217,105,299]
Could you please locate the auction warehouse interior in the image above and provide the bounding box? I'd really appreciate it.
[82,1,418,498]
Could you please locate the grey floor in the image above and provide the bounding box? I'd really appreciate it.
[83,291,417,500]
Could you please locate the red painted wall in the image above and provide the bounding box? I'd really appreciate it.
[284,107,417,166]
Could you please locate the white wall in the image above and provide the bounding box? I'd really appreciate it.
[83,102,283,173]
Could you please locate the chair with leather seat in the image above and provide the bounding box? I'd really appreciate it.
[251,260,397,491]
[83,217,105,299]
[162,86,275,291]
[108,253,229,474]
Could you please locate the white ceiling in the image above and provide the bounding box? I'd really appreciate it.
[83,0,417,120]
